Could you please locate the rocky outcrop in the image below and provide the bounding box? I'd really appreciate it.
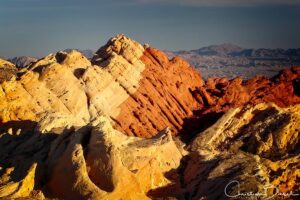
[151,103,300,199]
[2,103,298,199]
[46,117,184,200]
[0,59,17,84]
[182,67,300,138]
[106,44,204,137]
[0,35,204,137]
[0,53,91,123]
[200,66,300,112]
[0,116,184,199]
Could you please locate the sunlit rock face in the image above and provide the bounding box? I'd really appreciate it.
[0,35,299,199]
[46,117,184,200]
[0,115,184,199]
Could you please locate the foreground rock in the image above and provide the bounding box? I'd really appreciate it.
[1,103,298,199]
[0,116,184,199]
[151,103,300,199]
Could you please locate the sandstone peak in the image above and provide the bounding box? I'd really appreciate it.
[92,34,145,66]
[0,35,204,136]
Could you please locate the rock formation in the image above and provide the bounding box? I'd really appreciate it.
[0,34,299,199]
[0,59,17,84]
[0,35,204,137]
[0,116,184,199]
[169,103,299,199]
[46,117,184,200]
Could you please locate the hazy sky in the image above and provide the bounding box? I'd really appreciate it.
[0,0,300,57]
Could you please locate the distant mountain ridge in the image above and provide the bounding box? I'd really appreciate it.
[9,56,37,68]
[173,43,300,58]
[191,43,243,56]
[166,43,300,79]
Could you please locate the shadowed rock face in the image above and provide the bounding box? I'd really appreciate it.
[0,35,299,199]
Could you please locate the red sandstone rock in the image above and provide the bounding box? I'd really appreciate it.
[195,67,300,115]
[108,42,300,138]
[112,48,204,137]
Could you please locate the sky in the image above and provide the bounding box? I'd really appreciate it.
[0,0,300,57]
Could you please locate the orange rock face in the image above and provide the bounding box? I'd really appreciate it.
[102,45,300,138]
[112,48,204,137]
[198,67,300,114]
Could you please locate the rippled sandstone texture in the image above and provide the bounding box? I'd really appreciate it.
[0,35,299,199]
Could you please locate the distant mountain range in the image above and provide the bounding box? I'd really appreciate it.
[169,43,300,57]
[7,44,300,79]
[165,43,300,79]
[9,56,37,69]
